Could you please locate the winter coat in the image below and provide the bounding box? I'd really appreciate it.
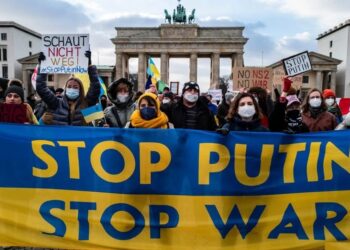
[222,116,269,132]
[269,100,309,134]
[36,66,100,126]
[104,79,136,128]
[302,111,337,132]
[162,98,217,131]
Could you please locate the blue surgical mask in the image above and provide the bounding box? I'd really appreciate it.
[140,107,157,120]
[65,88,80,100]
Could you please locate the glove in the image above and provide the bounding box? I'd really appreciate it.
[38,52,46,64]
[283,77,293,93]
[216,128,229,135]
[85,50,92,65]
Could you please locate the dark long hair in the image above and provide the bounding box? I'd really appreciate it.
[226,92,263,121]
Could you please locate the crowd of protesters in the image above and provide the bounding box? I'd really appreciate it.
[0,54,349,133]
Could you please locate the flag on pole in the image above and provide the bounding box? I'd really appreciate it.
[81,103,104,123]
[98,76,107,98]
[146,58,160,89]
[31,65,39,90]
[145,75,153,90]
[73,73,90,95]
[157,80,168,92]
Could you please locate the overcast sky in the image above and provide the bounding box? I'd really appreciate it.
[1,0,349,91]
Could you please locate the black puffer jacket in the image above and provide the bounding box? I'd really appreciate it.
[162,98,217,131]
[36,66,100,125]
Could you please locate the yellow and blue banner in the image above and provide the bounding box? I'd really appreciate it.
[81,103,104,123]
[0,124,350,249]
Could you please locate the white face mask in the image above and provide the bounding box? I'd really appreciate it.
[344,113,350,127]
[117,93,129,103]
[162,98,171,104]
[184,93,198,103]
[238,105,256,118]
[309,98,322,108]
[325,98,335,107]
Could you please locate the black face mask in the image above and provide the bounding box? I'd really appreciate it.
[286,110,302,129]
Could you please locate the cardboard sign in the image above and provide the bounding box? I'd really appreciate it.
[0,103,28,123]
[208,89,223,101]
[272,66,303,88]
[170,82,179,95]
[40,34,89,74]
[233,67,272,90]
[282,51,312,77]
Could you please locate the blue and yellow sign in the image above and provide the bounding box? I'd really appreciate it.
[0,123,350,249]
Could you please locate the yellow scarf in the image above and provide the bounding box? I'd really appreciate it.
[130,110,169,129]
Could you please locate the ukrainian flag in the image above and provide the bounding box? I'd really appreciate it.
[81,103,104,123]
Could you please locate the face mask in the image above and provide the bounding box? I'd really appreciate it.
[309,98,321,108]
[117,93,129,103]
[65,88,80,100]
[184,93,198,103]
[140,107,157,120]
[162,98,170,104]
[238,105,255,118]
[344,113,350,127]
[325,98,335,107]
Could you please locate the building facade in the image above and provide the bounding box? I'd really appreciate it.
[317,19,350,97]
[112,24,247,91]
[0,21,41,81]
[269,52,341,100]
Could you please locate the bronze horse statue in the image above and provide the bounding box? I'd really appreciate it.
[164,9,171,24]
[188,9,195,23]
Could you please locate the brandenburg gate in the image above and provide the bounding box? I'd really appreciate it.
[111,3,247,91]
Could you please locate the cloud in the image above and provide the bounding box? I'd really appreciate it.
[258,0,350,28]
[0,0,91,33]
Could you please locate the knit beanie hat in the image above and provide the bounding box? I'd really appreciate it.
[323,89,335,99]
[5,85,24,101]
[286,94,301,107]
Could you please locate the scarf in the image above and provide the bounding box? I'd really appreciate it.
[130,110,169,129]
[309,107,323,119]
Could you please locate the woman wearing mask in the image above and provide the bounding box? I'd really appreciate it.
[269,83,309,133]
[217,93,269,134]
[104,78,136,128]
[2,84,38,124]
[301,88,337,132]
[36,52,101,126]
[323,89,343,124]
[126,93,173,129]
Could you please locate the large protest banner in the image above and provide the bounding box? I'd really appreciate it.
[233,67,272,90]
[40,34,89,74]
[0,124,350,249]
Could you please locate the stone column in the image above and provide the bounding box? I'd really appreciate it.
[190,53,197,82]
[22,70,29,98]
[115,52,123,80]
[316,71,323,90]
[122,54,129,78]
[138,53,146,92]
[161,53,169,84]
[330,71,337,92]
[211,53,220,89]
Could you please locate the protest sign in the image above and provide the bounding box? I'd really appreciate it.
[282,51,312,77]
[272,66,303,88]
[170,81,179,95]
[40,34,89,74]
[1,125,350,249]
[0,103,28,123]
[207,89,222,101]
[233,67,272,90]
